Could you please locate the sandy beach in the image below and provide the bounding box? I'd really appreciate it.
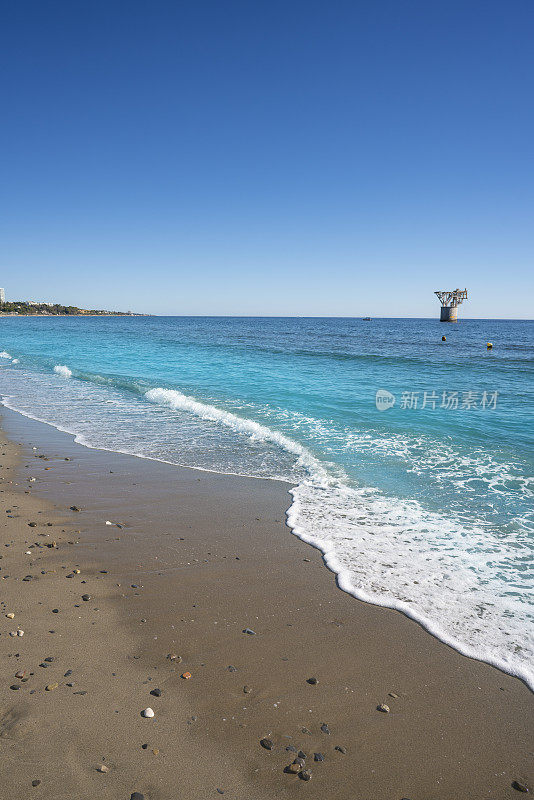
[0,406,532,800]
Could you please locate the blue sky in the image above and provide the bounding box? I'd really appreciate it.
[1,1,533,316]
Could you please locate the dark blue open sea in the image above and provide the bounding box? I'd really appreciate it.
[1,316,532,686]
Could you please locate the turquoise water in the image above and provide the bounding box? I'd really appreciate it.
[1,316,532,686]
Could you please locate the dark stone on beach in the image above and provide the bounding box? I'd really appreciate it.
[227,665,237,672]
[512,781,530,793]
[10,684,20,690]
[28,522,37,527]
[70,506,81,512]
[334,745,347,754]
[44,657,55,662]
[314,753,324,762]
[243,628,256,635]
[377,703,390,713]
[320,723,330,735]
[294,757,306,767]
[31,780,41,787]
[52,609,59,613]
[301,727,312,735]
[306,677,318,685]
[260,738,274,750]
[297,750,306,759]
[64,670,72,677]
[243,685,251,693]
[150,688,162,697]
[299,770,312,781]
[81,594,91,601]
[141,743,148,749]
[286,745,297,753]
[284,763,300,774]
[130,794,145,800]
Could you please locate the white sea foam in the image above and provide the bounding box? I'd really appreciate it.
[0,351,11,359]
[53,365,72,378]
[288,481,534,690]
[11,359,19,364]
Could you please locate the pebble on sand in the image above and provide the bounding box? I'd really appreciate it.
[31,780,41,787]
[377,703,390,713]
[306,677,318,685]
[260,738,274,750]
[299,770,312,781]
[142,708,155,718]
[97,765,109,773]
[242,628,256,635]
[512,781,530,793]
[6,612,15,619]
[284,763,300,774]
[166,653,181,662]
[45,683,59,691]
[181,672,192,680]
[130,794,145,800]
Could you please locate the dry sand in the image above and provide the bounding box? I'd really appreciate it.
[0,407,532,799]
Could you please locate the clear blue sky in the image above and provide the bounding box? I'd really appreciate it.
[1,0,533,317]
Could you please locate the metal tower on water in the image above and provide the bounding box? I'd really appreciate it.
[434,288,468,322]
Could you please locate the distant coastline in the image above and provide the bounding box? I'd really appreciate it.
[0,300,147,316]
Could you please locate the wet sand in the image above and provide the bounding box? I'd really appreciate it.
[0,407,532,799]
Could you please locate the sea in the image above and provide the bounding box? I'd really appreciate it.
[0,316,532,688]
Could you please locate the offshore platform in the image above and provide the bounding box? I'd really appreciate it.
[434,288,468,322]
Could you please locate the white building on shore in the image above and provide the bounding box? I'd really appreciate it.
[0,288,5,304]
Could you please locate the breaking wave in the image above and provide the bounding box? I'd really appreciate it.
[53,365,72,378]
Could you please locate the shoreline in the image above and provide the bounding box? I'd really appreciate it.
[0,406,532,798]
[3,396,532,693]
